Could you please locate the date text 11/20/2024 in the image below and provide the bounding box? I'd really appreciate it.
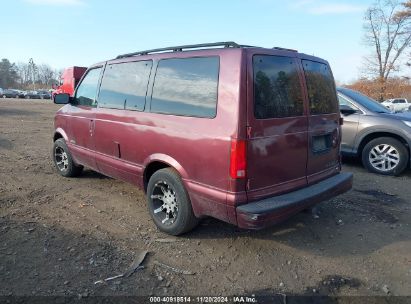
[149,296,257,303]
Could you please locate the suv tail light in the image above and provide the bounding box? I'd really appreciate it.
[230,139,246,179]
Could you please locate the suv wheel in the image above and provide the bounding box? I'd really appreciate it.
[147,168,199,235]
[362,137,408,176]
[53,138,83,177]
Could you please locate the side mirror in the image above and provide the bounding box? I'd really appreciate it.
[340,105,357,116]
[54,93,71,104]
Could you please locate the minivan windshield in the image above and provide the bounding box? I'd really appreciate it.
[337,87,391,114]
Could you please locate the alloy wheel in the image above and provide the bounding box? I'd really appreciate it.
[54,146,69,172]
[151,181,179,226]
[369,144,400,172]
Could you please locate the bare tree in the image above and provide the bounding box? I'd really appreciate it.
[16,62,30,86]
[400,1,411,71]
[53,68,64,86]
[362,0,411,100]
[38,64,55,86]
[15,60,61,89]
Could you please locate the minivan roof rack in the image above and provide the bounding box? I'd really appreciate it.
[273,46,298,52]
[116,41,247,59]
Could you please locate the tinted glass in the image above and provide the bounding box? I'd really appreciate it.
[394,99,405,103]
[151,57,219,118]
[337,87,391,113]
[302,60,338,115]
[74,68,102,107]
[99,60,152,110]
[253,55,304,119]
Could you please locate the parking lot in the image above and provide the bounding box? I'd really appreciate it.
[1,99,410,299]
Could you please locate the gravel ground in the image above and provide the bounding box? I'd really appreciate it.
[0,99,410,301]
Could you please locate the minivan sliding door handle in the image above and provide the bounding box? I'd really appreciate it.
[89,120,95,136]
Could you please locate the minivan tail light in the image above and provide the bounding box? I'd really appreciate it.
[230,139,246,179]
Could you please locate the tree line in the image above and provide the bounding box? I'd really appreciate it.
[0,58,61,90]
[348,76,411,101]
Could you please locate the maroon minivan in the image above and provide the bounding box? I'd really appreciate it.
[53,42,352,235]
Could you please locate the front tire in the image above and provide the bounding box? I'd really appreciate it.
[147,168,199,235]
[52,138,83,177]
[362,137,408,176]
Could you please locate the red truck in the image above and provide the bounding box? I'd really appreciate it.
[53,66,87,98]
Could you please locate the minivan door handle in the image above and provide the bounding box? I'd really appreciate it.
[89,120,94,136]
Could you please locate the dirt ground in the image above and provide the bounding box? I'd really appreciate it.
[1,99,411,301]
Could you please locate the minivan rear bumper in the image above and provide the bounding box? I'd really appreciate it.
[236,172,353,229]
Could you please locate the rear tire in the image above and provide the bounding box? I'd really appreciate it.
[362,137,408,176]
[52,138,83,177]
[147,168,199,235]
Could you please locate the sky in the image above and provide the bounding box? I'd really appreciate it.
[1,0,375,83]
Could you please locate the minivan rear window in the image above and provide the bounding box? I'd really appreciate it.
[253,55,304,119]
[302,60,338,115]
[151,57,219,118]
[99,60,152,111]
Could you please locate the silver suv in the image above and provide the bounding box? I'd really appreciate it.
[338,87,411,175]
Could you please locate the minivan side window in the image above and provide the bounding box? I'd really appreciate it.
[151,57,219,118]
[74,68,102,107]
[253,55,304,119]
[302,60,338,115]
[99,60,152,111]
